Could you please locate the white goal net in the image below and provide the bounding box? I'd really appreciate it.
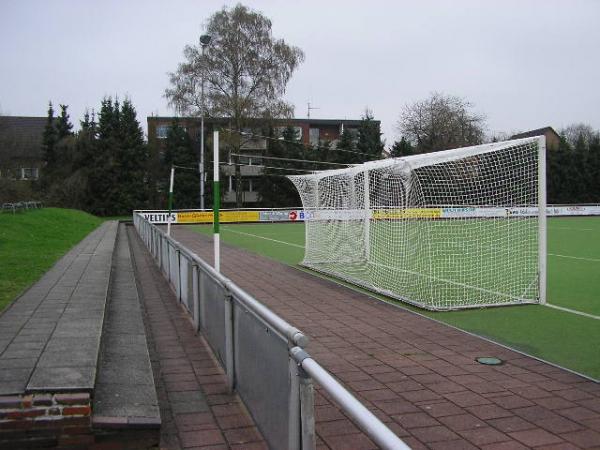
[289,137,546,310]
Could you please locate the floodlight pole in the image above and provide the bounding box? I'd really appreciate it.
[213,131,220,272]
[167,165,175,236]
[199,34,211,211]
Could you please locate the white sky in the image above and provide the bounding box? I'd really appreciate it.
[1,0,599,146]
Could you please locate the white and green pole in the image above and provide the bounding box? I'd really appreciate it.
[213,131,220,272]
[167,165,175,236]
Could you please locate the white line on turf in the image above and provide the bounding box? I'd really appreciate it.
[221,227,305,248]
[221,227,599,319]
[545,304,600,320]
[548,226,596,232]
[548,253,600,262]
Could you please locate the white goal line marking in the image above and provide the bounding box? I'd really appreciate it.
[548,226,596,232]
[545,304,600,320]
[220,227,599,319]
[221,226,305,248]
[548,253,600,263]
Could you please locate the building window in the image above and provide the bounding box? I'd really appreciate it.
[20,168,39,180]
[156,125,170,139]
[309,128,320,147]
[275,126,303,140]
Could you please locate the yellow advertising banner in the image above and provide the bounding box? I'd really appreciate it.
[177,210,260,224]
[372,208,442,220]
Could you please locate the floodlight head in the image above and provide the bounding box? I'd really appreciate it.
[200,34,212,47]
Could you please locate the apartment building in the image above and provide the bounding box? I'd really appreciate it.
[147,116,370,205]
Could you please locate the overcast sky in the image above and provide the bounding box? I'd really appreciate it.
[1,0,599,145]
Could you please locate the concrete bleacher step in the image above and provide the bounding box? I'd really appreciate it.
[93,223,160,442]
[0,221,160,449]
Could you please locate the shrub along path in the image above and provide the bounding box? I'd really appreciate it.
[172,225,600,450]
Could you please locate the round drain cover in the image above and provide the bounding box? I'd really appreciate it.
[476,357,503,365]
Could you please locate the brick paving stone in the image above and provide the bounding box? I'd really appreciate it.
[438,413,487,431]
[487,416,537,433]
[391,412,440,429]
[458,427,511,446]
[409,425,459,443]
[153,226,600,449]
[560,429,600,448]
[508,429,565,447]
[428,439,480,450]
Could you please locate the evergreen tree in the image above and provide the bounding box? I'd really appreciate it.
[55,104,73,139]
[356,110,384,161]
[163,120,198,209]
[87,97,121,215]
[331,128,357,164]
[390,137,414,157]
[116,99,148,212]
[258,126,304,207]
[572,134,590,202]
[42,102,57,170]
[588,135,600,202]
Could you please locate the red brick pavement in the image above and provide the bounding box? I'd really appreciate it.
[127,227,268,450]
[171,226,600,450]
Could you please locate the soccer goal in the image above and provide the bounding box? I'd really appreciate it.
[289,137,546,311]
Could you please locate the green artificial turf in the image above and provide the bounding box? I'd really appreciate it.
[191,217,600,380]
[0,208,103,312]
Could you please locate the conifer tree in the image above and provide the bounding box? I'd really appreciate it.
[55,104,73,139]
[357,110,384,161]
[42,102,57,169]
[163,120,198,208]
[258,126,304,207]
[390,137,414,157]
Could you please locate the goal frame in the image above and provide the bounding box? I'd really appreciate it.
[290,136,547,311]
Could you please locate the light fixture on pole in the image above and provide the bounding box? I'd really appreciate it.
[199,34,211,210]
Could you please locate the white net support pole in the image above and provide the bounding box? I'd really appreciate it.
[538,135,547,304]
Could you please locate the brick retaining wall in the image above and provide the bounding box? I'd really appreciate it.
[0,392,92,448]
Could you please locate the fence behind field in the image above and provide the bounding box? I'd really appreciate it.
[133,212,409,450]
[1,201,43,214]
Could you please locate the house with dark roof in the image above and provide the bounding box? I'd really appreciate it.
[0,116,46,180]
[511,126,560,150]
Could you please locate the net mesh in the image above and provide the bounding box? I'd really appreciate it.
[289,138,543,310]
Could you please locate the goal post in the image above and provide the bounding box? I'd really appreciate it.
[289,137,547,311]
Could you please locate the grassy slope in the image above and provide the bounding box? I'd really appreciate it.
[191,218,600,379]
[0,208,103,312]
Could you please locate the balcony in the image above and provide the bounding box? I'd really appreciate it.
[223,190,259,203]
[222,164,264,177]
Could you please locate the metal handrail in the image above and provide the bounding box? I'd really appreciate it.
[158,229,307,347]
[291,348,410,450]
[133,212,410,450]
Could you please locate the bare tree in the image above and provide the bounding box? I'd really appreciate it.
[165,4,304,207]
[166,4,303,125]
[560,123,598,148]
[396,92,486,152]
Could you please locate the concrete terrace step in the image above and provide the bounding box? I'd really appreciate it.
[93,223,160,434]
[0,221,117,394]
[0,221,160,449]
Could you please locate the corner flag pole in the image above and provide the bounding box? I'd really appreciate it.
[167,165,175,236]
[213,131,220,272]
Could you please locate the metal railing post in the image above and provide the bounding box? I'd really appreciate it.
[299,367,316,450]
[288,357,301,450]
[192,264,200,332]
[224,293,235,392]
